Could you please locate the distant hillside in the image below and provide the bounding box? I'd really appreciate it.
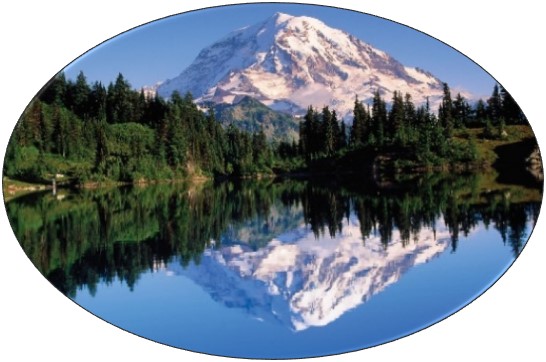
[214,96,299,142]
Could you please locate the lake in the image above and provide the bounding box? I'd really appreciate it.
[5,173,541,358]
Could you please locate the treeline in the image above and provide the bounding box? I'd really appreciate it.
[292,83,527,166]
[4,71,528,184]
[4,72,276,183]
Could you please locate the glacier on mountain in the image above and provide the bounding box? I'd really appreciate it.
[157,12,445,119]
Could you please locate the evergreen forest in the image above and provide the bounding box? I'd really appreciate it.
[3,71,531,187]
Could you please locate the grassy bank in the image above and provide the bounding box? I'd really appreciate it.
[3,177,51,202]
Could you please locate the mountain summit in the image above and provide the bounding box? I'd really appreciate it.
[157,12,444,118]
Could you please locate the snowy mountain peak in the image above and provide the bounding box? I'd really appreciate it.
[271,11,293,25]
[157,13,444,118]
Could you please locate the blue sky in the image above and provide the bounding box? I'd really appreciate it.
[64,3,496,99]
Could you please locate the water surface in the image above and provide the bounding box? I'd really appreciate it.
[6,174,541,358]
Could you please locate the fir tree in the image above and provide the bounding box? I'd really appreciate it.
[71,71,91,119]
[371,90,387,147]
[350,96,366,147]
[474,99,487,127]
[500,85,526,124]
[438,83,454,138]
[40,72,67,105]
[388,91,405,146]
[94,119,109,174]
[487,84,502,124]
[453,93,471,128]
[89,82,107,120]
[322,106,336,155]
[339,120,347,149]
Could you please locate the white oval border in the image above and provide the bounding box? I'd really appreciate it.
[1,1,543,362]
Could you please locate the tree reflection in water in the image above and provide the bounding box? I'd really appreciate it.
[6,173,541,298]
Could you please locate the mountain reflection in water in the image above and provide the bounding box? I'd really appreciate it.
[171,214,452,331]
[6,173,541,333]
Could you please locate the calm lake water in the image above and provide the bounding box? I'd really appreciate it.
[6,174,541,358]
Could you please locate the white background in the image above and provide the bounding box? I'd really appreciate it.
[1,1,544,361]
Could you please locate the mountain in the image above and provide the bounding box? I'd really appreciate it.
[168,216,452,331]
[157,12,445,118]
[214,96,299,141]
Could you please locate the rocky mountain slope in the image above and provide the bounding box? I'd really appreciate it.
[157,12,445,119]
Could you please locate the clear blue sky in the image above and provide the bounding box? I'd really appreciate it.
[64,3,496,99]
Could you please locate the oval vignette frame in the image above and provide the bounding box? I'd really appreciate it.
[2,0,539,362]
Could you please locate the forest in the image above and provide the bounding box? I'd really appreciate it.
[3,71,529,186]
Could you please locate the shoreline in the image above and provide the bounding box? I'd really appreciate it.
[4,162,542,204]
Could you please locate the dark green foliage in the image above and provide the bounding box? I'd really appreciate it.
[6,175,538,296]
[252,128,272,167]
[371,90,388,146]
[39,72,67,105]
[225,125,254,175]
[349,96,368,147]
[453,93,471,128]
[473,99,488,128]
[88,81,108,120]
[4,72,528,183]
[299,105,346,161]
[164,92,187,169]
[5,72,278,182]
[94,118,109,175]
[388,91,405,146]
[339,120,347,149]
[321,106,340,155]
[107,123,155,181]
[438,83,454,138]
[500,86,527,125]
[70,71,92,118]
[483,119,495,139]
[106,73,135,124]
[480,85,524,140]
[487,84,502,125]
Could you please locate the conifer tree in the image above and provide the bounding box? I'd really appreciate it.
[331,110,341,152]
[71,71,91,119]
[453,93,471,128]
[52,105,67,157]
[487,84,502,124]
[164,92,187,168]
[94,119,109,174]
[500,85,525,124]
[300,106,321,159]
[252,128,270,166]
[403,93,416,144]
[371,90,387,147]
[339,120,347,149]
[40,72,67,105]
[350,96,366,147]
[388,91,405,145]
[89,82,107,120]
[438,83,454,138]
[299,107,312,158]
[107,73,134,123]
[322,106,336,155]
[474,99,487,127]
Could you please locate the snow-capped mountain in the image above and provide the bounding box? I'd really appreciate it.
[157,12,445,118]
[168,215,452,331]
